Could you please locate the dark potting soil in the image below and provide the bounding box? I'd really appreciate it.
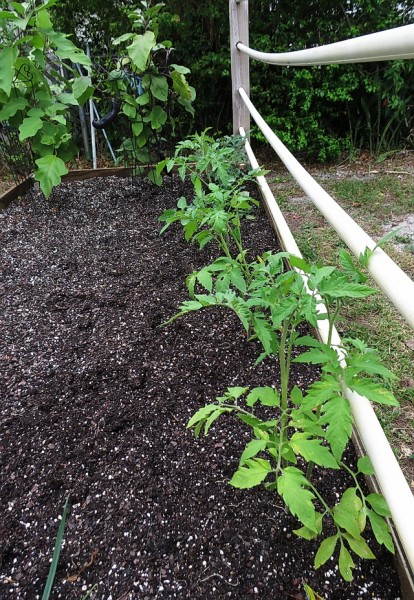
[0,175,402,600]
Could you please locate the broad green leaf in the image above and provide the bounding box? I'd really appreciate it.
[132,122,143,137]
[48,32,91,67]
[171,63,191,75]
[19,116,43,141]
[366,493,391,517]
[0,97,27,120]
[36,9,52,30]
[347,378,399,406]
[357,456,375,475]
[34,155,68,198]
[338,545,355,582]
[277,467,318,532]
[0,46,19,96]
[57,92,78,106]
[127,31,155,72]
[149,105,167,129]
[290,436,339,469]
[171,70,192,100]
[123,103,137,119]
[112,32,134,45]
[150,75,169,101]
[314,535,338,568]
[344,534,375,559]
[72,76,93,105]
[367,509,395,553]
[229,458,271,489]
[246,386,280,408]
[320,395,353,461]
[28,107,45,118]
[240,439,267,465]
[290,385,304,405]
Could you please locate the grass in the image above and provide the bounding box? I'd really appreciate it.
[266,161,414,489]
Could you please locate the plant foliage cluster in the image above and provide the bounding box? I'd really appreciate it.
[100,0,403,161]
[0,0,195,195]
[159,131,398,581]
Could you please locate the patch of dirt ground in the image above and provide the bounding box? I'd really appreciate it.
[0,175,403,599]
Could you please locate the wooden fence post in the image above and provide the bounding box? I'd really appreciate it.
[229,0,250,136]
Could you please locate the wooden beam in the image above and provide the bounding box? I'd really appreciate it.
[229,0,250,136]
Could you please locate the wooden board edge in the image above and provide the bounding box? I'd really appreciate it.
[0,177,33,209]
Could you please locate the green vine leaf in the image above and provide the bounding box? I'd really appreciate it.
[0,97,27,120]
[150,74,168,102]
[127,31,155,72]
[19,116,43,141]
[34,155,68,198]
[72,76,93,105]
[0,46,19,96]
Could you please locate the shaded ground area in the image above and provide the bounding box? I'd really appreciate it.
[0,175,402,599]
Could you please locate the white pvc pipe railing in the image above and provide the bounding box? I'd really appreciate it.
[239,127,414,573]
[238,87,414,330]
[237,23,414,65]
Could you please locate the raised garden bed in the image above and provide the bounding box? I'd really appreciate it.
[0,175,403,599]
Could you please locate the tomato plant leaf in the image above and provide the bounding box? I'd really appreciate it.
[338,545,355,581]
[239,439,267,465]
[229,458,272,489]
[367,509,395,553]
[366,493,391,517]
[314,535,338,568]
[277,467,318,532]
[344,534,375,559]
[290,437,339,469]
[346,378,399,406]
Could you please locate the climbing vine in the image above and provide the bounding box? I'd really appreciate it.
[0,0,93,197]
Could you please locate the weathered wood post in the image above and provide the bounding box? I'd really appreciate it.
[229,0,250,136]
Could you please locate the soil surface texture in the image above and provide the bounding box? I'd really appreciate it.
[0,176,402,599]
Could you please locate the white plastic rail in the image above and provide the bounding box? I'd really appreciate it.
[238,87,414,329]
[237,23,414,65]
[239,127,414,573]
